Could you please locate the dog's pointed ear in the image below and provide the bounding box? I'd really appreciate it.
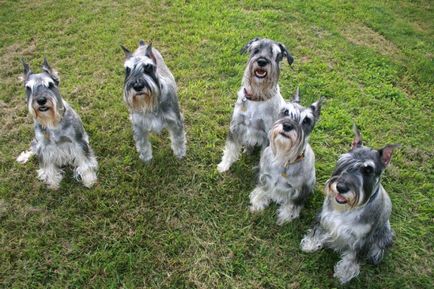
[145,43,157,64]
[21,58,32,82]
[378,144,400,167]
[351,124,363,150]
[121,45,132,58]
[278,43,294,66]
[42,57,60,85]
[139,40,145,46]
[292,86,300,103]
[240,37,260,54]
[310,96,325,119]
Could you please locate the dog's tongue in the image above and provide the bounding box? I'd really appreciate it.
[335,194,347,204]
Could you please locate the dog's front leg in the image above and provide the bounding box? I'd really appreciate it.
[300,224,329,252]
[334,251,360,284]
[37,163,63,190]
[166,116,186,159]
[217,133,242,173]
[132,122,152,162]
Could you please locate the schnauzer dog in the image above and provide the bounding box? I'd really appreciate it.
[121,41,186,162]
[217,38,293,173]
[16,58,98,189]
[300,126,399,284]
[250,89,324,225]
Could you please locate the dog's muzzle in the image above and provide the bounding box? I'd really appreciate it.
[254,57,269,78]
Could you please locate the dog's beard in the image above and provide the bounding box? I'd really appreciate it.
[243,60,279,101]
[270,125,304,165]
[30,98,61,128]
[124,77,160,113]
[325,178,360,211]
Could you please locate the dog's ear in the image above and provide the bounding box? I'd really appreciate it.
[240,37,260,54]
[139,40,145,46]
[42,57,60,85]
[145,43,157,64]
[351,124,363,150]
[292,86,300,103]
[310,96,325,120]
[21,58,32,83]
[278,43,294,66]
[121,45,132,59]
[378,144,400,167]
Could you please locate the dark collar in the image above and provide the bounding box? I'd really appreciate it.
[284,150,305,167]
[366,186,381,204]
[243,87,263,102]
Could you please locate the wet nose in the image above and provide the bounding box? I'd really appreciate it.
[133,80,145,91]
[37,97,47,105]
[257,58,268,67]
[282,123,294,132]
[336,183,349,194]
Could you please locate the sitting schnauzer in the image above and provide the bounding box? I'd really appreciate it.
[217,38,293,172]
[250,89,324,225]
[300,126,399,284]
[16,58,98,189]
[121,41,186,162]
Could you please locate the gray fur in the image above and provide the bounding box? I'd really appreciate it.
[17,59,98,189]
[217,38,293,172]
[301,127,398,284]
[122,41,186,162]
[249,95,323,225]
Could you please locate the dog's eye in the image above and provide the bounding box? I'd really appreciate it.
[143,64,153,72]
[302,117,311,125]
[283,109,289,116]
[253,48,260,55]
[48,82,54,89]
[125,67,131,75]
[361,165,374,175]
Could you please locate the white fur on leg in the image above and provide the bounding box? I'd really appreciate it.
[249,187,271,212]
[334,253,360,284]
[276,203,301,225]
[169,130,186,159]
[75,156,98,188]
[300,230,326,252]
[37,165,63,190]
[17,150,35,164]
[217,139,242,173]
[135,138,153,163]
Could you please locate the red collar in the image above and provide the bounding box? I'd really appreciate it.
[284,150,305,167]
[243,88,263,102]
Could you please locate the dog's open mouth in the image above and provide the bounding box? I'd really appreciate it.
[38,106,49,112]
[255,68,267,78]
[335,194,348,204]
[279,132,290,138]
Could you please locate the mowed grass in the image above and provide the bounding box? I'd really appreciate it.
[0,0,433,288]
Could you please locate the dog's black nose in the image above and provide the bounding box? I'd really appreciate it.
[282,123,293,132]
[336,183,349,194]
[133,81,145,91]
[37,97,47,105]
[257,58,268,67]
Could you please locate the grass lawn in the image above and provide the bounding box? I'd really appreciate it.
[0,0,432,288]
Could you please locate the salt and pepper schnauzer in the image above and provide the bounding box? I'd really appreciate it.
[121,41,186,162]
[250,89,324,225]
[217,38,293,173]
[16,59,98,189]
[300,126,399,284]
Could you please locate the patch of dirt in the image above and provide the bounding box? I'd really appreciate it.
[340,23,401,56]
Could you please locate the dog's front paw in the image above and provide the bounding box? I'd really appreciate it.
[217,161,230,173]
[16,150,34,164]
[334,259,360,284]
[276,205,301,225]
[139,153,153,163]
[300,235,323,252]
[174,148,186,159]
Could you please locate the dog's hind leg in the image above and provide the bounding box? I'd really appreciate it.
[217,133,242,173]
[367,221,394,265]
[166,115,187,159]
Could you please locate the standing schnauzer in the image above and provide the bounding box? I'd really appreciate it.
[217,38,294,173]
[121,41,186,162]
[16,58,98,189]
[250,89,324,225]
[300,126,399,284]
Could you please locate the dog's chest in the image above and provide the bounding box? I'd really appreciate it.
[35,129,78,165]
[321,209,372,249]
[131,112,165,133]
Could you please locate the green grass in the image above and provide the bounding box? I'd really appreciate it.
[0,0,433,288]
